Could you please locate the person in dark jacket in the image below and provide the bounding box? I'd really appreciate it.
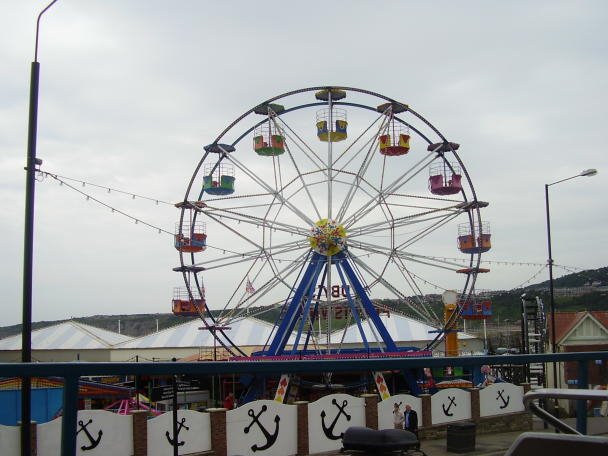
[404,404,419,447]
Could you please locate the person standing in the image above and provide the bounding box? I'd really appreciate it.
[404,404,419,441]
[223,391,235,410]
[392,403,404,429]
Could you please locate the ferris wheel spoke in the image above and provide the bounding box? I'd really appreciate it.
[204,205,309,238]
[348,205,462,240]
[395,210,463,250]
[345,244,448,324]
[349,254,435,323]
[221,250,310,321]
[393,250,467,270]
[341,151,436,229]
[335,119,389,222]
[270,118,323,220]
[333,106,389,168]
[334,108,394,222]
[274,116,328,173]
[393,255,442,325]
[350,251,440,327]
[195,240,307,271]
[227,154,316,226]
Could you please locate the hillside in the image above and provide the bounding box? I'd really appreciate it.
[1,266,606,340]
[524,266,608,289]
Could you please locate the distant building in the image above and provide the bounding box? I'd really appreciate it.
[0,320,131,362]
[547,311,608,413]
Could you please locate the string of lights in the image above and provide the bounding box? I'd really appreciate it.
[41,171,173,235]
[38,170,173,206]
[40,169,590,292]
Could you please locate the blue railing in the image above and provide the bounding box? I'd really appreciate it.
[2,351,607,456]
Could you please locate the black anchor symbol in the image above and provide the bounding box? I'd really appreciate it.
[244,405,280,452]
[442,396,457,416]
[76,419,103,451]
[321,399,351,440]
[496,389,510,409]
[166,417,190,447]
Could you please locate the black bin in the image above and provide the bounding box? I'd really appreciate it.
[446,421,476,453]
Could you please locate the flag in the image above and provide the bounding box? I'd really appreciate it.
[245,278,255,294]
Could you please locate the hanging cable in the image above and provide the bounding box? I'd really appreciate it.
[38,170,173,206]
[41,171,173,235]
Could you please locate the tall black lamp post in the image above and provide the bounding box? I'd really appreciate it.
[22,2,59,455]
[545,168,597,407]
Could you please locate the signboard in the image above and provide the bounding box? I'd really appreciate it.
[151,382,203,402]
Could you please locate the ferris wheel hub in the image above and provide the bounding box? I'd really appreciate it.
[308,219,347,256]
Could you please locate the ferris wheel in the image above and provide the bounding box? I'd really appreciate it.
[173,86,491,358]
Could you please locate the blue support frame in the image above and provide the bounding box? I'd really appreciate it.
[335,261,370,350]
[336,252,397,351]
[267,254,325,355]
[266,250,398,355]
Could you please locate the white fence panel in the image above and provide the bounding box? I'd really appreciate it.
[0,424,20,456]
[431,388,471,425]
[308,394,365,455]
[148,410,211,456]
[480,383,525,417]
[226,400,297,456]
[37,416,62,456]
[39,411,132,456]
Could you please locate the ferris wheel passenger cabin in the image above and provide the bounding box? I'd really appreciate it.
[376,101,410,156]
[457,222,491,254]
[172,287,205,317]
[429,161,463,195]
[253,103,286,156]
[316,108,348,142]
[315,87,348,142]
[174,221,207,253]
[203,162,235,195]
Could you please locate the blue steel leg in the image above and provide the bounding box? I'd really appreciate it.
[302,263,328,351]
[335,262,369,350]
[291,278,320,353]
[576,360,588,434]
[337,252,397,351]
[61,375,79,456]
[267,253,325,355]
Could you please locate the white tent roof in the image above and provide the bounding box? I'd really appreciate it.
[116,317,293,349]
[326,313,475,344]
[0,320,131,350]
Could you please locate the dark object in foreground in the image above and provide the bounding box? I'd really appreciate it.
[446,421,476,453]
[504,432,608,456]
[341,426,423,455]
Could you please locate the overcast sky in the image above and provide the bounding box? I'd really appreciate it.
[1,1,606,327]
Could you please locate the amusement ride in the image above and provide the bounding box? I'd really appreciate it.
[172,86,493,400]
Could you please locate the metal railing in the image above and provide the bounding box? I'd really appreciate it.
[2,351,607,456]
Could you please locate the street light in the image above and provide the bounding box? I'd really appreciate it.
[22,2,59,455]
[545,168,597,409]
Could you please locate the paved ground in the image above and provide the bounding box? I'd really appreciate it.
[417,417,608,456]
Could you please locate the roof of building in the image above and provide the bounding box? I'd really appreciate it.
[550,311,608,344]
[324,312,475,345]
[115,317,294,349]
[0,320,131,351]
